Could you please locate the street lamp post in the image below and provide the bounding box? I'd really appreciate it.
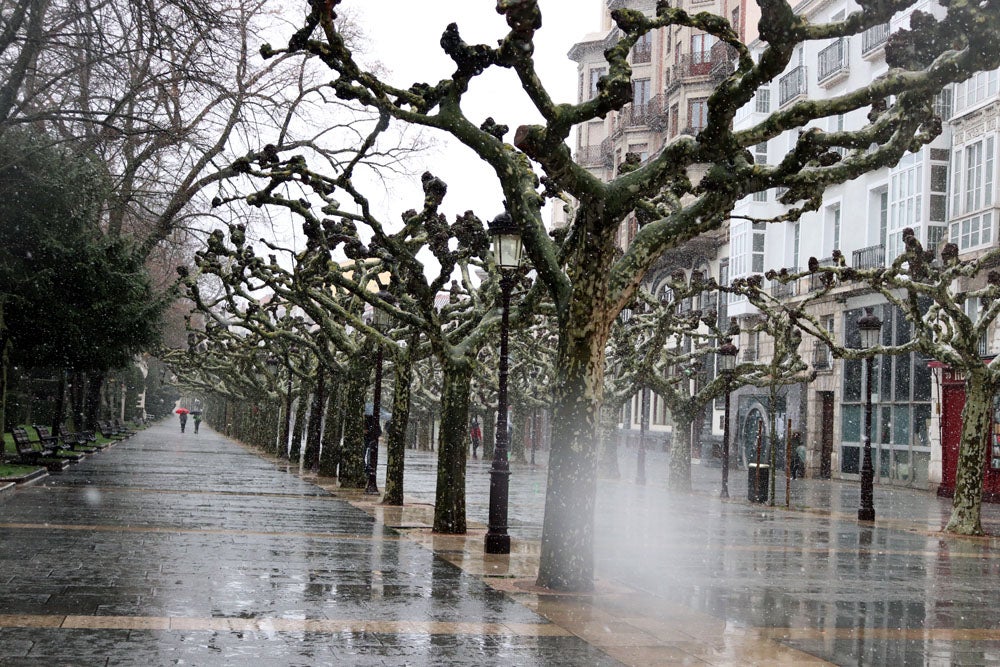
[717,340,738,499]
[485,212,524,555]
[365,291,393,496]
[857,307,882,522]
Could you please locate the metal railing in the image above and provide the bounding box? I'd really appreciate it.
[809,256,837,292]
[632,43,652,64]
[862,23,890,55]
[779,66,808,106]
[817,38,848,83]
[770,280,799,299]
[575,144,610,166]
[612,96,665,134]
[852,244,885,270]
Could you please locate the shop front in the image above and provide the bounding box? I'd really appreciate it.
[934,361,1000,501]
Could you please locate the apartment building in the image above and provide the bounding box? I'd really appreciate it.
[569,0,1000,489]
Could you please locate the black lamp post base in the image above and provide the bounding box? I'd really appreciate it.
[858,507,875,522]
[485,533,510,554]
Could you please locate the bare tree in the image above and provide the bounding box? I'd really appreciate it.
[264,0,997,591]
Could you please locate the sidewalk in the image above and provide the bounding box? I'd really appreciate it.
[3,425,1000,665]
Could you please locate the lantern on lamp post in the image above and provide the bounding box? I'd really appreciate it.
[717,339,738,499]
[485,212,524,555]
[857,307,882,522]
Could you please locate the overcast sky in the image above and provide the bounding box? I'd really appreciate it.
[346,1,601,224]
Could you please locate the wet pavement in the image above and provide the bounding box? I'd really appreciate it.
[3,427,1000,665]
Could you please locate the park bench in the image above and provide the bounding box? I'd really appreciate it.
[33,425,85,462]
[57,425,97,452]
[97,421,125,440]
[10,426,58,467]
[113,418,136,436]
[32,424,59,451]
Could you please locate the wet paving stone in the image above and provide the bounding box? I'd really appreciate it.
[0,424,616,666]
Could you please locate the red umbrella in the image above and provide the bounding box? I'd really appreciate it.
[175,408,190,414]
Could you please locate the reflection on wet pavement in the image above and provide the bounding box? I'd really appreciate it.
[5,424,1000,665]
[0,424,619,666]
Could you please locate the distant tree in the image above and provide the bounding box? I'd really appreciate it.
[0,130,165,430]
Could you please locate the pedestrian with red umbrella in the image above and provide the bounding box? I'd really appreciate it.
[176,407,189,433]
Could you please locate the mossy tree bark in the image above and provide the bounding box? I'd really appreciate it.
[433,356,473,533]
[289,390,308,465]
[946,368,996,535]
[304,372,326,471]
[382,344,414,506]
[319,374,342,477]
[537,234,615,592]
[340,348,372,488]
[667,413,695,492]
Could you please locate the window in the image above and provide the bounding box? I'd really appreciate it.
[831,204,841,253]
[753,142,768,201]
[793,221,801,270]
[755,89,770,113]
[688,98,708,132]
[633,78,651,108]
[950,212,994,251]
[752,222,765,272]
[955,67,999,115]
[589,67,606,100]
[691,33,715,64]
[628,143,649,163]
[731,8,740,35]
[632,32,652,63]
[730,221,763,276]
[669,104,679,137]
[888,153,923,260]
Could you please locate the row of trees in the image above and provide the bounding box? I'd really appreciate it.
[101,0,1000,594]
[0,0,420,432]
[258,0,1000,592]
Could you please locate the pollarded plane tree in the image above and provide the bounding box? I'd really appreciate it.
[616,272,813,492]
[223,126,545,532]
[741,231,1000,535]
[181,230,396,485]
[272,0,1000,591]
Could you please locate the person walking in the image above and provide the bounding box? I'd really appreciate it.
[178,411,188,433]
[192,411,202,434]
[470,417,482,459]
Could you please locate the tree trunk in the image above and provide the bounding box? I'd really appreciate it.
[84,371,104,431]
[667,413,695,491]
[50,370,67,432]
[289,394,307,465]
[482,406,496,460]
[536,256,614,591]
[598,402,621,479]
[945,368,996,535]
[305,373,326,471]
[511,400,527,463]
[71,371,85,430]
[0,326,9,449]
[319,375,342,477]
[339,349,371,488]
[433,356,473,533]
[382,345,414,506]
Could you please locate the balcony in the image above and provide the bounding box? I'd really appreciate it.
[575,144,613,168]
[632,42,652,64]
[809,256,837,292]
[612,95,665,135]
[817,39,849,86]
[862,23,889,57]
[852,244,885,270]
[667,48,735,92]
[770,279,799,299]
[779,66,808,106]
